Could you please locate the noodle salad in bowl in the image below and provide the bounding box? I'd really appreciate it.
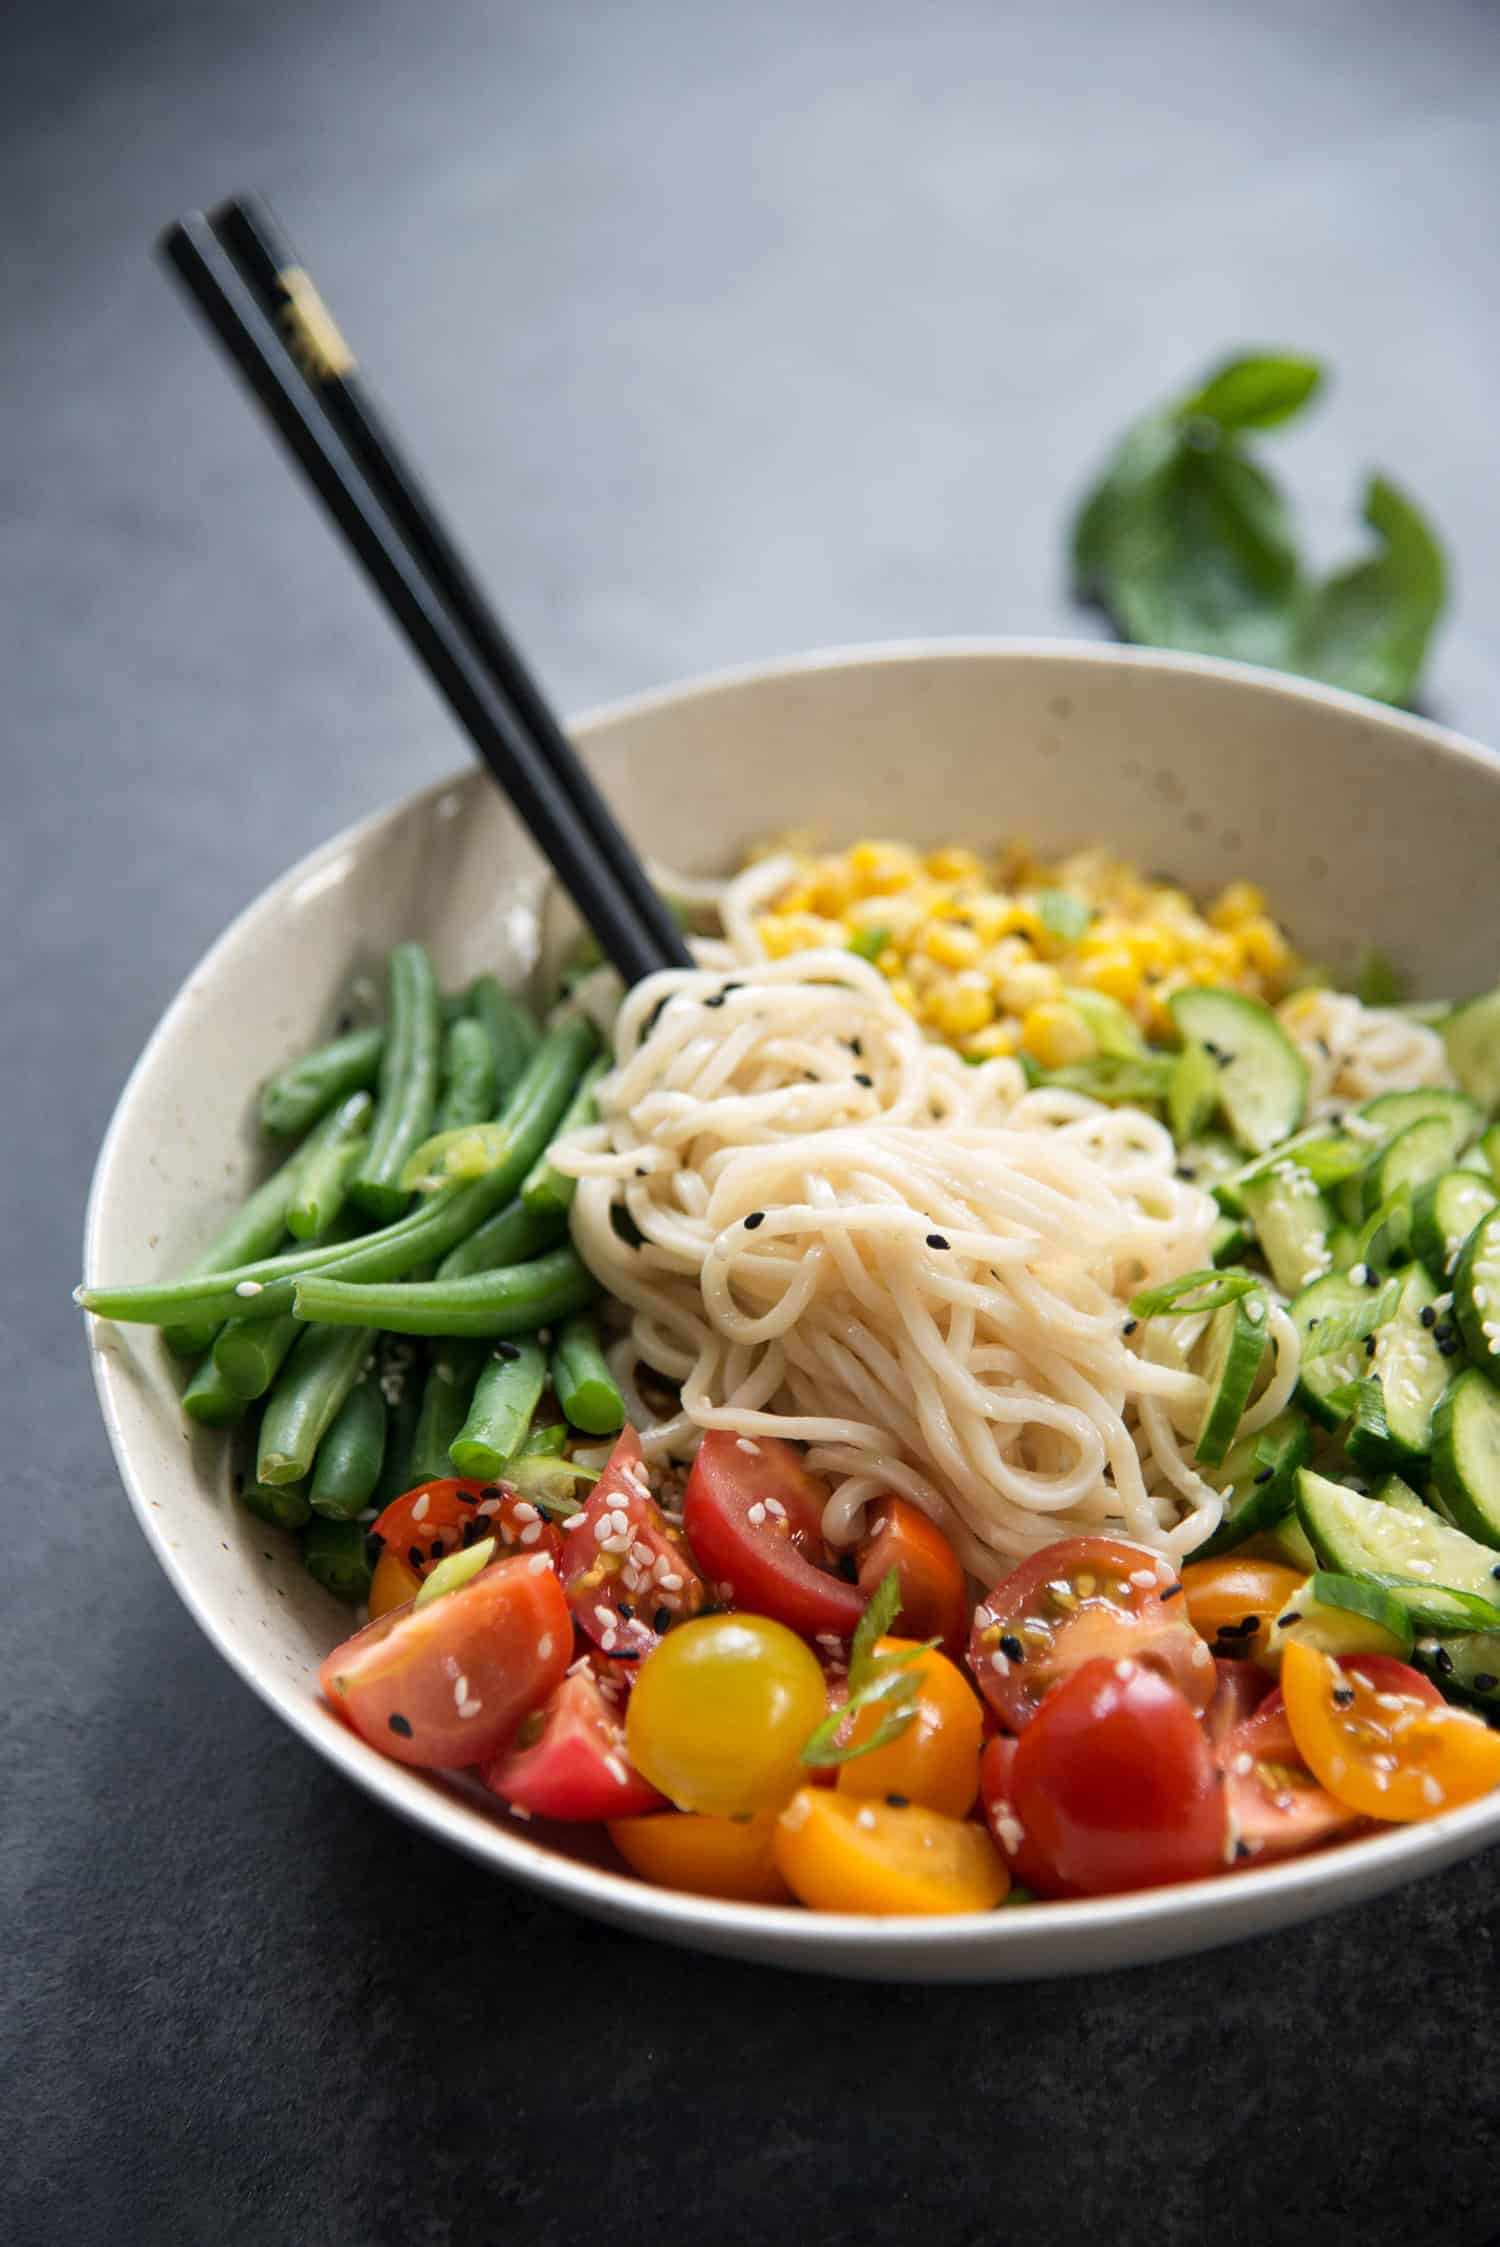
[79,833,1500,1916]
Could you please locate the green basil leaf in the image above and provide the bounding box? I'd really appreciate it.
[1102,446,1302,668]
[1071,406,1182,596]
[1290,474,1447,708]
[1182,352,1324,433]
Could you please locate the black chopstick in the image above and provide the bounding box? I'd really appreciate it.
[158,211,690,987]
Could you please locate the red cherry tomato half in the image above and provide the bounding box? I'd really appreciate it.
[370,1476,563,1577]
[969,1536,1213,1732]
[682,1429,865,1643]
[483,1665,665,1820]
[856,1499,968,1657]
[1215,1682,1368,1864]
[1008,1656,1225,1897]
[978,1735,1063,1896]
[561,1428,706,1658]
[1203,1658,1273,1751]
[320,1554,571,1768]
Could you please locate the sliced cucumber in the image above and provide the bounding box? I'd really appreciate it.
[1442,987,1500,1112]
[1178,1133,1245,1199]
[1232,1126,1367,1198]
[1432,1369,1500,1551]
[1355,1086,1485,1140]
[1290,1269,1394,1427]
[1260,1515,1318,1571]
[1410,1169,1499,1280]
[1194,1293,1270,1468]
[1296,1467,1500,1630]
[1168,1041,1219,1145]
[1458,1143,1493,1176]
[1193,1410,1311,1560]
[1328,1224,1362,1274]
[1360,1112,1478,1218]
[1210,1212,1251,1266]
[1366,1264,1449,1464]
[1481,1124,1500,1189]
[1453,1207,1500,1377]
[1373,1473,1427,1516]
[1262,1571,1415,1668]
[1242,1168,1332,1295]
[1416,1632,1500,1712]
[1168,989,1307,1155]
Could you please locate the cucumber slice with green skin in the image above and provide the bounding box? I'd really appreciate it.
[1416,1632,1500,1711]
[1458,1144,1493,1176]
[1328,1226,1362,1273]
[1296,1468,1500,1628]
[1229,1126,1366,1200]
[1360,1112,1479,1219]
[1168,989,1308,1155]
[1442,988,1500,1112]
[1354,1087,1485,1141]
[1210,1213,1251,1267]
[1260,1515,1318,1572]
[1480,1124,1500,1189]
[1365,1264,1449,1464]
[1195,1293,1270,1468]
[1193,1410,1312,1559]
[1263,1571,1415,1667]
[1290,1268,1400,1427]
[1432,1369,1500,1551]
[1168,1042,1219,1145]
[1178,1133,1244,1197]
[1410,1170,1499,1280]
[1453,1208,1500,1378]
[1241,1170,1333,1295]
[1373,1474,1427,1516]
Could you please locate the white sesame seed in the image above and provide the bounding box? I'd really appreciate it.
[1114,1659,1134,1681]
[763,1498,786,1520]
[604,1753,629,1785]
[510,1804,532,1820]
[1232,1752,1253,1775]
[537,1633,554,1659]
[527,1553,551,1575]
[993,1808,1025,1854]
[457,1696,483,1719]
[1420,1773,1445,1807]
[234,1279,264,1298]
[411,1493,430,1523]
[476,1498,500,1517]
[520,1522,543,1546]
[511,1500,539,1523]
[659,1572,684,1592]
[566,1511,592,1530]
[1129,1568,1158,1589]
[990,1650,1010,1674]
[453,1674,470,1704]
[735,1438,762,1456]
[600,1627,618,1651]
[747,1502,767,1526]
[855,1807,877,1831]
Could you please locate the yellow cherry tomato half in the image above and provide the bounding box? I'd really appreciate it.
[1178,1558,1306,1662]
[834,1639,984,1818]
[368,1547,422,1620]
[625,1612,827,1817]
[607,1812,792,1903]
[773,1788,1010,1915]
[1281,1639,1500,1822]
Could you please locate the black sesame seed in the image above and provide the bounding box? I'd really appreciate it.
[1473,1672,1499,1692]
[407,1545,424,1571]
[617,1601,634,1622]
[926,1233,950,1251]
[461,1520,477,1546]
[653,1606,672,1633]
[1420,1305,1437,1328]
[1239,1613,1260,1634]
[885,1792,911,1808]
[430,1539,446,1561]
[388,1713,413,1738]
[1254,1467,1274,1485]
[1234,1839,1253,1860]
[368,1529,385,1549]
[1160,1582,1185,1602]
[703,992,727,1008]
[1364,1334,1377,1357]
[495,1340,521,1362]
[1332,1685,1355,1709]
[1491,1563,1500,1581]
[1122,1317,1138,1336]
[1435,1646,1455,1675]
[1275,1612,1297,1630]
[607,1648,641,1662]
[1438,1338,1461,1358]
[723,982,743,994]
[481,1484,503,1499]
[853,1072,874,1088]
[998,1633,1025,1662]
[1363,1266,1380,1290]
[743,1211,765,1230]
[848,1038,864,1057]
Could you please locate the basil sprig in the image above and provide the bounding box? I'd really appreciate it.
[1071,352,1447,707]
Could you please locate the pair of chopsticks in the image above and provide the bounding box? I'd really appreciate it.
[158,198,691,987]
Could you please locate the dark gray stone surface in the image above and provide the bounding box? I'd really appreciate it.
[5,3,1500,2241]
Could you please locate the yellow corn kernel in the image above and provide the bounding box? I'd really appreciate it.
[1121,926,1177,976]
[873,946,905,978]
[848,840,922,895]
[1210,881,1266,929]
[966,893,1024,944]
[924,846,984,885]
[961,1022,1019,1060]
[1072,946,1141,1006]
[773,879,817,915]
[921,920,983,971]
[1020,1002,1096,1069]
[885,975,919,1013]
[927,975,994,1037]
[1199,932,1244,979]
[1237,915,1291,979]
[996,960,1063,1015]
[758,911,845,960]
[808,864,856,918]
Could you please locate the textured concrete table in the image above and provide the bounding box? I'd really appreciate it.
[6,2,1500,2241]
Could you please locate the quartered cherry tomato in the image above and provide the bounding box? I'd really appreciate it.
[483,1665,665,1820]
[1008,1656,1224,1897]
[968,1536,1213,1731]
[978,1735,1059,1895]
[1215,1683,1364,1864]
[562,1427,705,1658]
[1281,1640,1500,1822]
[834,1639,984,1818]
[320,1554,571,1767]
[608,1812,791,1903]
[370,1477,562,1578]
[625,1612,827,1817]
[1179,1557,1307,1663]
[773,1789,1009,1915]
[682,1430,865,1643]
[856,1500,968,1657]
[1203,1657,1273,1750]
[368,1548,422,1620]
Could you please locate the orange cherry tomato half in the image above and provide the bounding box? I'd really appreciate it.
[773,1788,1009,1916]
[320,1554,571,1768]
[1281,1640,1500,1822]
[1215,1685,1363,1865]
[1179,1557,1307,1662]
[608,1812,792,1903]
[834,1639,984,1818]
[856,1501,968,1657]
[969,1536,1213,1730]
[367,1547,422,1620]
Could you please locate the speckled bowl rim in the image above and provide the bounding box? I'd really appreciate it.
[84,638,1500,1981]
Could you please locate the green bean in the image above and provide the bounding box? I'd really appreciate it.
[293,1245,597,1338]
[434,1197,564,1281]
[407,1340,488,1485]
[300,1516,373,1603]
[180,1352,248,1428]
[258,1321,377,1486]
[400,1016,597,1191]
[79,1019,596,1330]
[550,1311,626,1435]
[369,1340,425,1511]
[309,1370,388,1519]
[259,1024,384,1138]
[523,1420,568,1457]
[469,973,541,1097]
[238,1475,312,1530]
[450,1337,547,1478]
[433,1016,499,1134]
[520,1057,608,1215]
[351,943,442,1220]
[285,1091,373,1240]
[215,1310,303,1401]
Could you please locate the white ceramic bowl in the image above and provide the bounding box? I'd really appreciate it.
[84,640,1500,1981]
